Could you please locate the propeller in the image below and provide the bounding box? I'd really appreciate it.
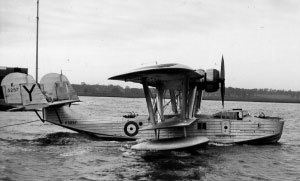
[220,55,225,108]
[196,55,225,107]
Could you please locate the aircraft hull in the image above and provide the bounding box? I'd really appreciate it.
[44,106,284,145]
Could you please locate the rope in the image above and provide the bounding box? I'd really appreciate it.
[0,120,40,129]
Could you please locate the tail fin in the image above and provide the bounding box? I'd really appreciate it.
[1,73,48,110]
[40,73,79,102]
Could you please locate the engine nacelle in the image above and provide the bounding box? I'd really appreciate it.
[205,69,220,92]
[205,82,219,92]
[206,69,219,82]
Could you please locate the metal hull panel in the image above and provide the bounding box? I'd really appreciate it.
[44,106,284,144]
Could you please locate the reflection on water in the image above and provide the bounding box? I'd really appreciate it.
[0,97,299,180]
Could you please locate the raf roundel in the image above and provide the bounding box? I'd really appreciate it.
[124,121,139,137]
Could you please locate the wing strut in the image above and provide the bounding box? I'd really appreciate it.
[34,110,45,123]
[181,76,188,119]
[188,85,197,118]
[142,79,156,124]
[169,90,178,114]
[54,108,63,124]
[157,87,164,122]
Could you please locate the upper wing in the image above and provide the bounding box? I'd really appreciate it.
[109,63,204,87]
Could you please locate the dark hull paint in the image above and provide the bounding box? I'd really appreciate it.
[236,132,283,145]
[0,103,14,111]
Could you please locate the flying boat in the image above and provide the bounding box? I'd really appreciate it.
[0,58,284,151]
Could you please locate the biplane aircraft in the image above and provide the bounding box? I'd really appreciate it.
[1,58,284,151]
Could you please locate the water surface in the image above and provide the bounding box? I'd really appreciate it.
[0,97,299,180]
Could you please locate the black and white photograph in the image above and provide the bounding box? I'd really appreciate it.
[0,0,299,180]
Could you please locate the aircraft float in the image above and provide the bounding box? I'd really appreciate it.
[0,58,284,151]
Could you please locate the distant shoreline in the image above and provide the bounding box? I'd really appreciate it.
[79,96,300,104]
[0,94,299,111]
[72,84,300,104]
[76,95,300,104]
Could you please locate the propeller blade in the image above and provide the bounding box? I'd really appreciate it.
[220,55,225,80]
[221,80,225,108]
[220,55,225,108]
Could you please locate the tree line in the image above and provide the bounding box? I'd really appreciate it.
[72,84,300,103]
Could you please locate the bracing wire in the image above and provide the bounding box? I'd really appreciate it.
[0,120,40,129]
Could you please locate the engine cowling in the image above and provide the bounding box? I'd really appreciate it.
[205,69,220,92]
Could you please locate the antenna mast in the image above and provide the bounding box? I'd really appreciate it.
[35,0,39,83]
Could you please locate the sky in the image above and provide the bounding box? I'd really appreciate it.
[0,0,300,90]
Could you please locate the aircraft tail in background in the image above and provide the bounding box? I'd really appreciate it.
[1,73,47,110]
[1,72,79,111]
[40,73,79,102]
